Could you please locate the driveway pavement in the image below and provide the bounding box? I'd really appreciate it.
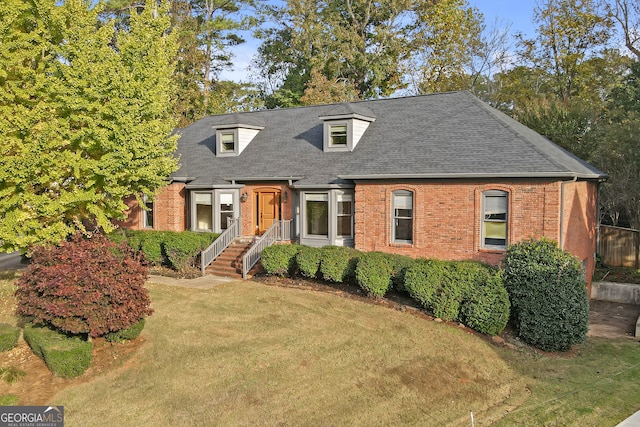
[0,252,26,270]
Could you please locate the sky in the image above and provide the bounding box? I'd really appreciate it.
[220,0,539,82]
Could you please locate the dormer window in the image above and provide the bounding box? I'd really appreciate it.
[319,108,375,153]
[329,124,348,146]
[220,131,236,153]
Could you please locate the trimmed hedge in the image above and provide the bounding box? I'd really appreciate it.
[503,238,589,351]
[108,230,219,271]
[296,246,323,278]
[261,244,301,276]
[0,323,20,352]
[23,324,92,378]
[355,252,394,298]
[319,246,359,283]
[404,259,449,311]
[389,255,415,292]
[105,319,146,342]
[460,271,510,336]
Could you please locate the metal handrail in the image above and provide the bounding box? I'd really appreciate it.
[200,217,241,275]
[242,219,293,279]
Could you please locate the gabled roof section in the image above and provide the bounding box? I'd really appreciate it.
[172,92,607,188]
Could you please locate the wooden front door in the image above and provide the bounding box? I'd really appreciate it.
[256,190,280,234]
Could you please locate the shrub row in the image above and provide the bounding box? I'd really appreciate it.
[0,323,20,352]
[404,260,509,335]
[23,324,92,378]
[108,229,219,271]
[260,244,510,335]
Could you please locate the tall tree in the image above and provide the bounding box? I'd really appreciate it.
[516,0,612,102]
[253,0,482,106]
[0,0,179,251]
[607,0,640,59]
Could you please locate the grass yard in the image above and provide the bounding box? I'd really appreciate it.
[1,273,639,426]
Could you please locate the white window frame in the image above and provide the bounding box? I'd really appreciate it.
[142,194,154,229]
[216,129,239,156]
[392,190,413,244]
[482,190,508,250]
[323,120,352,152]
[336,193,354,239]
[303,193,329,238]
[191,190,239,233]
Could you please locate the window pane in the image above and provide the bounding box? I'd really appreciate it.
[144,201,153,228]
[482,191,508,248]
[306,197,328,236]
[196,204,212,230]
[220,211,233,230]
[330,125,347,145]
[195,193,212,205]
[394,193,413,209]
[338,200,352,215]
[395,218,413,241]
[395,208,412,218]
[221,133,234,152]
[337,213,352,237]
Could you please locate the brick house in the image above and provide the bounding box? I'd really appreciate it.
[121,92,606,285]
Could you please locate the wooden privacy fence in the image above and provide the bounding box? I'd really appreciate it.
[598,225,640,269]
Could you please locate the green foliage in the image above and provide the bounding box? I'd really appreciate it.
[503,238,589,351]
[105,319,145,342]
[0,323,20,352]
[296,246,323,278]
[355,252,394,298]
[23,323,92,378]
[319,246,359,284]
[108,230,219,271]
[15,233,153,338]
[389,255,415,292]
[404,259,449,310]
[460,271,510,336]
[0,0,179,252]
[261,244,301,277]
[0,366,25,385]
[0,395,18,406]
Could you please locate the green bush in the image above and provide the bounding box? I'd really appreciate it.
[503,238,589,351]
[404,259,449,310]
[319,246,359,283]
[164,231,218,271]
[23,324,92,378]
[139,231,166,265]
[296,246,323,278]
[105,319,145,342]
[389,255,415,292]
[0,323,20,352]
[0,395,19,406]
[261,244,300,276]
[355,252,394,298]
[460,271,510,336]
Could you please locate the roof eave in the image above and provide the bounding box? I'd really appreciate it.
[338,172,607,180]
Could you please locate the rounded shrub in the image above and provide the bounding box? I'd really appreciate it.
[389,254,415,292]
[261,244,300,276]
[15,233,153,338]
[319,246,359,283]
[164,231,207,271]
[139,231,166,265]
[503,238,589,351]
[296,246,323,278]
[460,271,510,336]
[105,319,146,342]
[355,252,394,298]
[403,259,449,311]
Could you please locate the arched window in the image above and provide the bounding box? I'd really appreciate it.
[392,190,413,244]
[482,190,508,249]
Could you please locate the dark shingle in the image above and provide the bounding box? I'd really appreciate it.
[172,92,606,186]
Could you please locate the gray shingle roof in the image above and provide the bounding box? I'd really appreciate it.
[172,91,606,187]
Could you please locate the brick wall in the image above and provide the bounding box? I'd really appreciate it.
[116,183,187,231]
[354,179,598,285]
[561,180,599,292]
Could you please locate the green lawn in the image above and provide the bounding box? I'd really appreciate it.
[2,274,639,426]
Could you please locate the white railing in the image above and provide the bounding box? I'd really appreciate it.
[242,220,292,279]
[201,217,241,275]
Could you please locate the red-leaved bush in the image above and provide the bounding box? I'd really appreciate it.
[15,233,153,338]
